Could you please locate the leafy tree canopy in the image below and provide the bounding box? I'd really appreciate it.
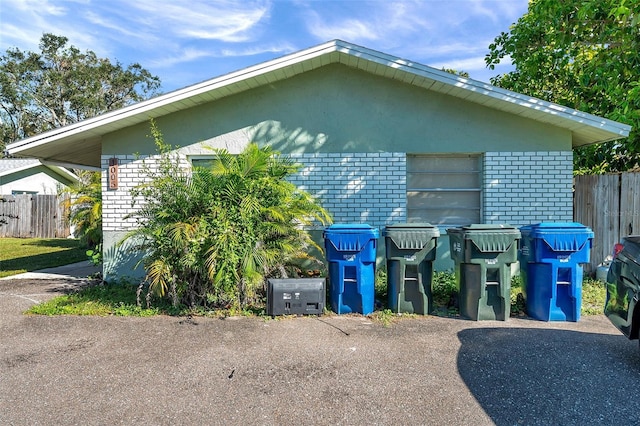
[486,0,640,173]
[0,33,161,154]
[442,68,470,78]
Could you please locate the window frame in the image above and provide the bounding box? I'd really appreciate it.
[406,153,482,226]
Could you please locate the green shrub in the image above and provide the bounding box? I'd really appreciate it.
[64,170,102,254]
[374,268,388,306]
[510,274,526,316]
[432,271,458,308]
[122,121,331,309]
[582,277,606,315]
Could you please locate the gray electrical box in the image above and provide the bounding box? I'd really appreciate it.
[267,278,326,316]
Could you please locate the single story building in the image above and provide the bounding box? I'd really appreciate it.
[7,40,631,280]
[0,158,78,195]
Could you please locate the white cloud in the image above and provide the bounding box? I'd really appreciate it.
[0,0,108,55]
[305,13,380,41]
[467,0,502,23]
[0,0,528,91]
[302,1,433,44]
[147,48,216,68]
[148,42,295,69]
[220,43,296,57]
[5,0,67,15]
[124,0,271,42]
[83,11,140,39]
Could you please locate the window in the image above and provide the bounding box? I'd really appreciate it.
[406,154,481,225]
[11,190,38,195]
[190,157,215,169]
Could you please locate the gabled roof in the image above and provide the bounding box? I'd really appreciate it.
[7,39,631,169]
[0,158,78,184]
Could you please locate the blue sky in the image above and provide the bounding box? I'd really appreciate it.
[0,0,529,93]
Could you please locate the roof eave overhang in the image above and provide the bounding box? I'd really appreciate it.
[0,161,79,184]
[6,39,632,168]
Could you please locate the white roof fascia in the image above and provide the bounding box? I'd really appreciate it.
[7,41,339,155]
[0,162,40,178]
[7,40,631,157]
[0,160,78,183]
[41,160,100,173]
[41,162,81,182]
[336,42,630,139]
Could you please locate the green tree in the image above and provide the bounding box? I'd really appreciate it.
[1,33,161,262]
[0,33,160,153]
[441,68,470,78]
[486,0,640,172]
[124,123,332,309]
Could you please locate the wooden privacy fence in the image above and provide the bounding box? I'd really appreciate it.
[0,194,71,238]
[574,172,640,274]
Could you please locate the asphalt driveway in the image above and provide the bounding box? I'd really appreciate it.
[1,268,639,425]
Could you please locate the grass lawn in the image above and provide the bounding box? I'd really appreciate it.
[27,269,607,319]
[0,238,87,278]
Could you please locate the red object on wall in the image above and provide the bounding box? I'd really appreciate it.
[108,158,119,190]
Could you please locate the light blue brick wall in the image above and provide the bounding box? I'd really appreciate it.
[483,151,573,227]
[288,152,406,228]
[102,150,574,232]
[101,154,146,232]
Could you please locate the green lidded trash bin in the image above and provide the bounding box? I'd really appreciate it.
[384,223,440,314]
[447,224,521,321]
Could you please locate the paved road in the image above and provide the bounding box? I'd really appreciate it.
[1,271,639,425]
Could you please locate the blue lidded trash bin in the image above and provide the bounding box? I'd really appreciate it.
[519,222,594,321]
[324,224,379,315]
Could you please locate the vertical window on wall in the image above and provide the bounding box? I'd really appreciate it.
[407,154,481,225]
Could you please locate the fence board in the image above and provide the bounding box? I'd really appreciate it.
[574,174,620,274]
[574,172,640,275]
[0,194,70,238]
[621,172,640,237]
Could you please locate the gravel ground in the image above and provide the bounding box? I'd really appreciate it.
[1,274,639,426]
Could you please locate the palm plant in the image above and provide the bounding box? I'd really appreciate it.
[124,122,331,309]
[65,170,102,249]
[206,144,332,305]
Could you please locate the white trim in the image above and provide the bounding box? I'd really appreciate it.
[7,40,631,163]
[0,160,78,183]
[41,160,100,173]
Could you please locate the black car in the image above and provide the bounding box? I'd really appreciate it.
[604,236,640,348]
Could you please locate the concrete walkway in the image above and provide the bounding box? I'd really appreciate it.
[0,261,101,281]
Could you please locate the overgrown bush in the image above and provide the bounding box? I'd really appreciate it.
[123,122,331,309]
[432,271,458,308]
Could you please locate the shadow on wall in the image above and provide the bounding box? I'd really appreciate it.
[252,120,407,229]
[457,327,640,425]
[103,237,145,283]
[252,120,336,154]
